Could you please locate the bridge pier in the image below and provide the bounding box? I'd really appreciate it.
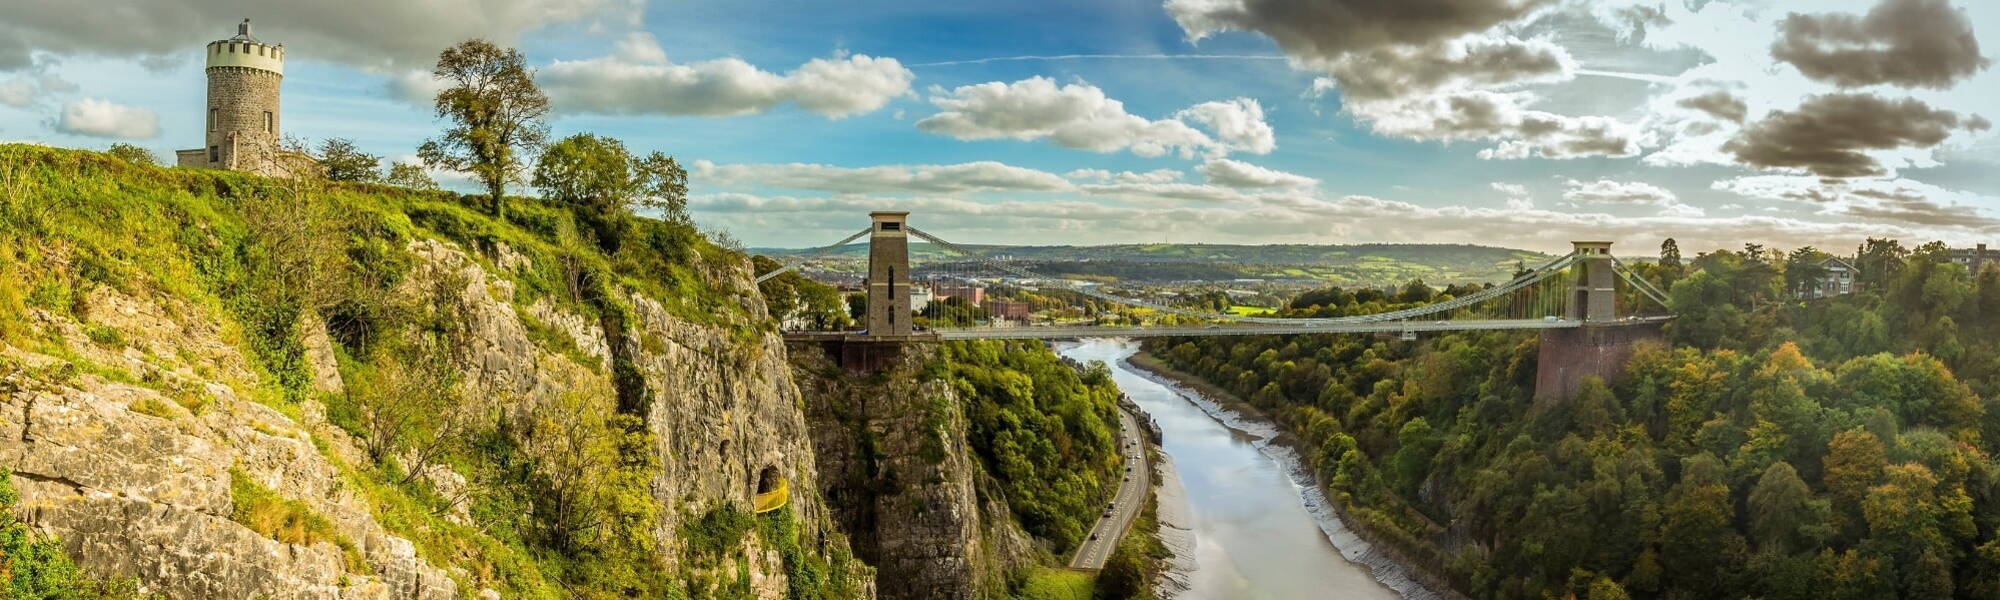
[1535,241,1660,405]
[1534,323,1661,406]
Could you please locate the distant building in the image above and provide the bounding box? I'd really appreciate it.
[1947,244,2000,272]
[987,300,1031,320]
[910,285,934,312]
[935,284,985,307]
[176,19,315,178]
[1811,257,1858,298]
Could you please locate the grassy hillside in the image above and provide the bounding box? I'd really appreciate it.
[0,144,849,599]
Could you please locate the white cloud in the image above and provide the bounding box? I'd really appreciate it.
[1491,181,1533,209]
[1345,89,1645,159]
[0,79,32,108]
[1196,158,1316,188]
[915,76,1273,158]
[1564,178,1705,217]
[694,160,1074,193]
[1065,168,1184,184]
[54,98,157,139]
[540,34,913,119]
[1562,178,1677,206]
[1176,98,1277,154]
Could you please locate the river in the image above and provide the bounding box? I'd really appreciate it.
[1057,338,1406,600]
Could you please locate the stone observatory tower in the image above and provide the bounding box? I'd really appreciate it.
[176,19,312,177]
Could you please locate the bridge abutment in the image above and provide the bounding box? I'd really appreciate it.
[1535,241,1657,405]
[1534,323,1662,406]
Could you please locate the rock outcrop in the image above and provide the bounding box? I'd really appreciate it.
[0,234,865,598]
[789,342,1040,600]
[1,282,457,599]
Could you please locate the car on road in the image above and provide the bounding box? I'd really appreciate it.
[1089,533,1099,541]
[1106,502,1115,510]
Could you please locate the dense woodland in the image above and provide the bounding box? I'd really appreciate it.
[925,341,1126,556]
[1146,239,2000,599]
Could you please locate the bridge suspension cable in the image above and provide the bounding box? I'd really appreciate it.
[1608,255,1673,310]
[905,226,1583,325]
[755,227,873,283]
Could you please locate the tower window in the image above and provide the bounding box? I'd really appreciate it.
[880,222,901,231]
[208,108,216,132]
[208,146,218,162]
[263,111,273,133]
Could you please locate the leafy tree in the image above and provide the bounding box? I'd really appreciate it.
[1748,461,1830,552]
[530,132,689,250]
[1783,246,1830,297]
[383,162,438,190]
[105,143,155,165]
[417,39,550,217]
[316,138,382,182]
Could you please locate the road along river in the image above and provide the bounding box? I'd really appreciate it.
[1057,338,1424,600]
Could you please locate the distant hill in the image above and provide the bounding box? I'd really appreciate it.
[754,242,1553,286]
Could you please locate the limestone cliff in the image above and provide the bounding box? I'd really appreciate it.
[0,145,870,599]
[787,342,1041,600]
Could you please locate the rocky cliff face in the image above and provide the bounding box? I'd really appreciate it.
[1,271,459,599]
[0,231,866,598]
[788,342,1039,600]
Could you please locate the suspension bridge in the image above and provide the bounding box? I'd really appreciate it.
[766,212,1672,402]
[763,211,1672,341]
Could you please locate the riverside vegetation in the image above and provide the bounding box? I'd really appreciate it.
[1146,240,2000,599]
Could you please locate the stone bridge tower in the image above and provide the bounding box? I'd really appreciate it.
[177,19,300,177]
[866,211,914,336]
[1535,241,1662,405]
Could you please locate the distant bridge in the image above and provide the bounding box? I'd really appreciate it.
[763,211,1671,342]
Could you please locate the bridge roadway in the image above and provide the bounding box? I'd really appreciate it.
[932,317,1592,340]
[1068,405,1151,570]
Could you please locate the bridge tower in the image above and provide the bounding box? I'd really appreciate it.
[866,211,914,336]
[1536,241,1662,405]
[1567,241,1617,323]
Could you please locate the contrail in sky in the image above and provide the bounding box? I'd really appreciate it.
[910,55,1686,86]
[1575,69,1681,84]
[910,54,1289,67]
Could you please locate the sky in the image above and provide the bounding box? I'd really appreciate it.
[1,0,1996,254]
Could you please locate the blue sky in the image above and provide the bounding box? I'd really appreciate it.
[2,0,1997,253]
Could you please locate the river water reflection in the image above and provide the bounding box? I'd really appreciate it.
[1058,338,1400,600]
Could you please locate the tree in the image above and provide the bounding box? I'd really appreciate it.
[106,143,155,165]
[1854,238,1908,292]
[530,133,690,250]
[316,138,382,182]
[1748,461,1830,552]
[417,39,550,217]
[384,162,439,190]
[1783,246,1830,298]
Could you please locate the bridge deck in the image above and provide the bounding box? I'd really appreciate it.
[782,317,1671,342]
[934,318,1591,340]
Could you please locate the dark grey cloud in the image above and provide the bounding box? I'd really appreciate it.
[0,0,633,72]
[1843,188,2000,229]
[1772,0,1989,89]
[1327,35,1572,100]
[1167,0,1555,66]
[1677,91,1747,122]
[1725,93,1984,178]
[0,36,30,72]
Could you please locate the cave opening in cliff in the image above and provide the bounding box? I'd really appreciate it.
[757,465,781,494]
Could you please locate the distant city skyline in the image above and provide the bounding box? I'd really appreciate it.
[1,0,1995,253]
